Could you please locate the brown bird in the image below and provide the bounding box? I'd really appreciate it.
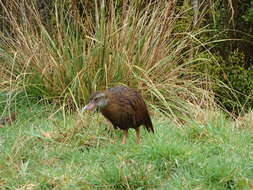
[82,86,154,144]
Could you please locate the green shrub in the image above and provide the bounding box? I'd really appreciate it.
[197,49,253,114]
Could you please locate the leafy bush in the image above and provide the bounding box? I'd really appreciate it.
[198,49,253,114]
[196,0,253,114]
[219,50,253,113]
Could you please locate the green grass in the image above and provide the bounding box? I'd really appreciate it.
[0,1,251,189]
[0,103,253,190]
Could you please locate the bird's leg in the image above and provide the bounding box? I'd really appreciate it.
[121,130,128,144]
[135,127,141,144]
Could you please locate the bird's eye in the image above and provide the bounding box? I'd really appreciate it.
[94,97,99,102]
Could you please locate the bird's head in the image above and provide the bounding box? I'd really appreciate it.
[81,92,109,112]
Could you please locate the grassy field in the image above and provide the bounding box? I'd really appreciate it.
[0,1,252,189]
[0,101,253,190]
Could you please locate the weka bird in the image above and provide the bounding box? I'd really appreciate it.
[82,86,154,144]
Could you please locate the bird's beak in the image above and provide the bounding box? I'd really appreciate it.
[81,102,95,113]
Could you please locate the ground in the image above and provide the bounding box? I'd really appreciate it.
[0,103,253,190]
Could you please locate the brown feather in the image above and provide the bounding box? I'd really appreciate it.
[85,85,154,144]
[101,86,154,132]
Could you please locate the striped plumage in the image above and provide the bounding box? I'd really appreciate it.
[82,86,154,144]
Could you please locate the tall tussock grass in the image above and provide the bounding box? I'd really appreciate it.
[0,0,215,120]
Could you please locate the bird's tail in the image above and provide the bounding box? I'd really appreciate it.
[144,116,154,133]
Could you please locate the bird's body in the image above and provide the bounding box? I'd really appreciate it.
[83,85,154,144]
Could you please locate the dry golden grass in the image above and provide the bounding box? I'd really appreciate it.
[0,0,216,120]
[235,111,253,130]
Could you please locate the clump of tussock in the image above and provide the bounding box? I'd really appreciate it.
[0,0,215,120]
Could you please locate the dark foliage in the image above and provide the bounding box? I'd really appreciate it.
[202,0,253,114]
